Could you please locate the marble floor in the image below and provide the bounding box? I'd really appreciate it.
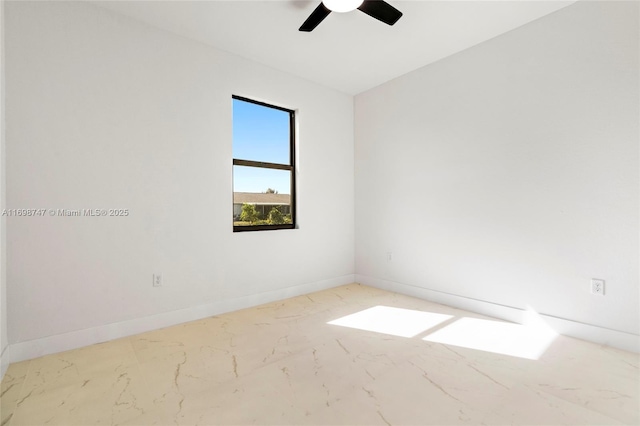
[1,284,639,425]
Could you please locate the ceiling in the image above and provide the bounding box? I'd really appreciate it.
[94,0,576,95]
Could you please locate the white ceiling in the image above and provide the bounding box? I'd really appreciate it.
[94,0,576,95]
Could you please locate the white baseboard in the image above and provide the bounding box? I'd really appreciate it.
[356,274,640,354]
[8,273,637,366]
[9,274,355,364]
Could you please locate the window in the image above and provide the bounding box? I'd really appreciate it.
[232,96,296,231]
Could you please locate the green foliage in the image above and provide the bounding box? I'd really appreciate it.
[239,204,291,226]
[268,206,285,225]
[240,203,259,224]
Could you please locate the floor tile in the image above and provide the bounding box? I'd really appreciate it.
[1,360,31,426]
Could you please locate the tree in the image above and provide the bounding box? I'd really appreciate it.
[268,206,285,225]
[265,188,278,194]
[240,203,259,224]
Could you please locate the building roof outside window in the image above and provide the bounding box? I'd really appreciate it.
[233,192,290,205]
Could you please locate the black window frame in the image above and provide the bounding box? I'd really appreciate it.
[232,95,296,232]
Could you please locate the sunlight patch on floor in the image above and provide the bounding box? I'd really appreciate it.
[327,305,453,338]
[329,305,558,360]
[423,316,558,360]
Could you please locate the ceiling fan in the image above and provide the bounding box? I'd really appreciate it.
[299,0,403,32]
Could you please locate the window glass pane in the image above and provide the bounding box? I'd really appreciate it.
[232,98,290,165]
[233,166,292,226]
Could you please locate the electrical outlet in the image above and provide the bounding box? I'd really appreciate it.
[591,278,605,295]
[386,252,393,261]
[153,274,162,287]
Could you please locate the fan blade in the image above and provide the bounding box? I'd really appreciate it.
[357,0,402,26]
[299,3,332,32]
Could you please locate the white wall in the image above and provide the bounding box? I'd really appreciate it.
[5,1,354,356]
[0,0,8,378]
[355,1,639,341]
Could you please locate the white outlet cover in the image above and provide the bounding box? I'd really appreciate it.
[591,279,605,295]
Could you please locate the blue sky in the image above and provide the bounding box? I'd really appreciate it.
[233,98,291,194]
